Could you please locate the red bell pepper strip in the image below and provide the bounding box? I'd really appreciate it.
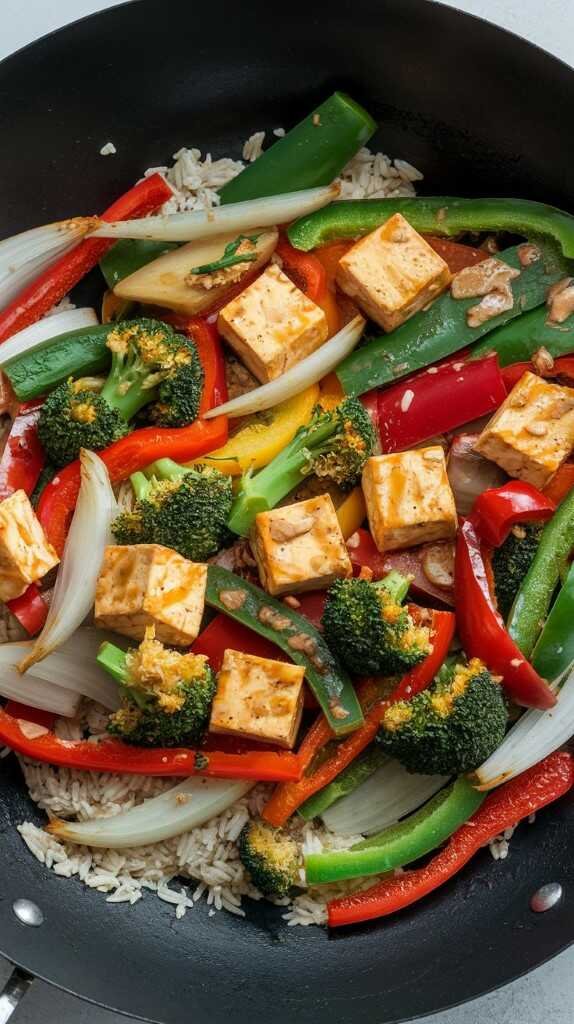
[0,174,172,344]
[262,609,455,827]
[422,235,489,273]
[0,400,45,500]
[0,704,302,781]
[471,481,555,548]
[328,750,574,927]
[501,355,574,392]
[276,236,341,337]
[6,584,48,635]
[347,527,454,606]
[193,614,285,670]
[0,400,49,634]
[544,463,574,504]
[359,390,380,436]
[455,518,556,709]
[4,701,56,730]
[37,319,228,555]
[313,241,352,281]
[377,354,506,454]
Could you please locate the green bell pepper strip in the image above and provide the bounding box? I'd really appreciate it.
[336,242,568,397]
[219,92,376,204]
[470,306,574,366]
[298,745,388,821]
[531,561,574,682]
[287,196,574,257]
[2,324,115,401]
[205,565,363,736]
[508,487,574,659]
[304,776,484,884]
[100,239,180,288]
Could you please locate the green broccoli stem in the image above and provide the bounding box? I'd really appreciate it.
[375,571,410,605]
[100,352,159,422]
[97,642,129,686]
[146,458,189,481]
[130,471,152,502]
[227,415,339,536]
[97,642,150,710]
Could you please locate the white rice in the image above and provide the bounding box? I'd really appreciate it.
[17,739,364,926]
[13,125,422,927]
[144,131,422,215]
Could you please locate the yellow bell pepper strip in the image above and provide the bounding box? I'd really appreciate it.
[335,486,367,539]
[194,385,319,476]
[318,372,344,410]
[288,196,574,258]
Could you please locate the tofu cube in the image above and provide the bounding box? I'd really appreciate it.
[475,371,574,489]
[362,447,457,552]
[210,648,305,748]
[94,544,207,646]
[0,489,59,602]
[251,494,352,596]
[336,213,451,332]
[217,263,329,383]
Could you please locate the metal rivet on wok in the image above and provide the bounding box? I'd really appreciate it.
[12,899,44,927]
[530,883,563,913]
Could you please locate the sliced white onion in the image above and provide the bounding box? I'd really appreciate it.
[89,185,339,241]
[0,308,98,366]
[19,451,118,673]
[47,777,253,848]
[0,659,80,717]
[0,219,97,309]
[0,628,120,716]
[475,667,574,790]
[322,759,450,836]
[205,314,365,419]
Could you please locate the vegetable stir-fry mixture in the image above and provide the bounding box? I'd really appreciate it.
[2,92,574,928]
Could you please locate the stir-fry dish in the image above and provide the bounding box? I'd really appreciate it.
[1,92,574,928]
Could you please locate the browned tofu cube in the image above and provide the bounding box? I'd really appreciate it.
[362,447,457,552]
[217,263,329,383]
[210,648,305,748]
[250,494,352,596]
[475,371,574,488]
[94,544,206,646]
[0,489,59,602]
[336,213,451,331]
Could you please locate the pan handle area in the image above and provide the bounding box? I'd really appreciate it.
[0,968,34,1023]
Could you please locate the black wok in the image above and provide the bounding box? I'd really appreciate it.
[0,1,573,1021]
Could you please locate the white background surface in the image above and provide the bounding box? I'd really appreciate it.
[1,2,574,1023]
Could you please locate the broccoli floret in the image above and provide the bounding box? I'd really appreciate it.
[98,627,216,747]
[112,458,233,561]
[322,572,431,676]
[377,658,508,775]
[227,398,377,536]
[237,819,299,899]
[37,380,129,467]
[492,523,543,619]
[100,318,203,427]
